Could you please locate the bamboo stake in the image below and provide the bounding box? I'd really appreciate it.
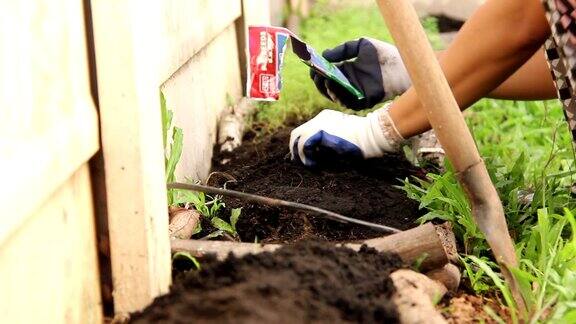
[426,264,461,293]
[348,223,457,271]
[374,0,525,311]
[171,223,456,271]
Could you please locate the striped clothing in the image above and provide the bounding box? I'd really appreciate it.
[542,0,576,144]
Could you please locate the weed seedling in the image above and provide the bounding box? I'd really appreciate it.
[172,251,201,272]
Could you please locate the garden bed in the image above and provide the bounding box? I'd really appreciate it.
[132,127,450,323]
[136,117,521,323]
[131,0,576,321]
[209,127,426,243]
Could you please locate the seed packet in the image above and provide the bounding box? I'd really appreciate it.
[247,26,364,101]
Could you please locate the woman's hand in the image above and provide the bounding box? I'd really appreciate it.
[310,38,411,110]
[289,108,404,166]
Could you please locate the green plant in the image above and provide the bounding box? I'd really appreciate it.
[161,92,184,205]
[401,98,576,322]
[172,251,201,270]
[160,92,243,238]
[171,188,242,239]
[400,165,485,255]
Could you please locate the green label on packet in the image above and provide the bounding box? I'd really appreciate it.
[289,33,365,100]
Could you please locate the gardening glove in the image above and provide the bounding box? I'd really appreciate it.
[311,38,411,110]
[410,130,446,170]
[289,106,405,167]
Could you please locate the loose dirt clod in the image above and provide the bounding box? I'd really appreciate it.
[211,128,426,243]
[131,241,404,324]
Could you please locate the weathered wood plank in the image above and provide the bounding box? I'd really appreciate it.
[0,165,102,323]
[157,0,242,82]
[172,223,457,271]
[91,0,171,314]
[0,1,102,321]
[161,24,243,181]
[0,0,99,244]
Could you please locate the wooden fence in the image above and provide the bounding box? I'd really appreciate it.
[0,0,102,322]
[0,0,313,321]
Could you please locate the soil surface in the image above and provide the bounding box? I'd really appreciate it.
[131,241,404,324]
[209,127,426,243]
[441,293,511,323]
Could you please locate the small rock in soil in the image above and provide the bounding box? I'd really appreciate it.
[131,241,404,324]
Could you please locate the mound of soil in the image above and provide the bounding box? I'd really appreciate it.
[131,241,404,324]
[210,128,426,243]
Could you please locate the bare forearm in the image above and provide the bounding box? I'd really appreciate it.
[488,49,556,100]
[390,0,550,138]
[435,49,556,100]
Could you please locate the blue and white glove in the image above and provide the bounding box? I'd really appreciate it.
[289,108,405,167]
[311,38,411,110]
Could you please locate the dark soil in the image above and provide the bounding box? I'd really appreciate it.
[131,241,404,324]
[208,127,426,243]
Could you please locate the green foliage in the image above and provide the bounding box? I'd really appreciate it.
[401,166,485,255]
[209,208,243,238]
[172,251,201,270]
[466,255,517,323]
[401,98,576,321]
[161,93,171,149]
[230,208,242,233]
[165,129,183,183]
[172,189,242,238]
[161,92,184,205]
[160,92,243,238]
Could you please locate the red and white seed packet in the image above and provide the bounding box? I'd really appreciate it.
[247,26,290,101]
[247,26,363,101]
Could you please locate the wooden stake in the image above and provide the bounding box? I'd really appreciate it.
[374,0,524,311]
[172,223,456,271]
[348,223,456,271]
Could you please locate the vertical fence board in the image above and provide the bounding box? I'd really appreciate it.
[91,0,171,314]
[0,166,102,323]
[0,0,102,322]
[0,0,99,244]
[92,0,275,314]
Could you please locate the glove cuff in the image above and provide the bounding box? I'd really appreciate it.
[410,129,446,168]
[366,103,406,156]
[365,38,411,100]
